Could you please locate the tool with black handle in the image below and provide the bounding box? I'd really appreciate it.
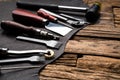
[1,20,59,40]
[17,1,101,23]
[16,0,88,12]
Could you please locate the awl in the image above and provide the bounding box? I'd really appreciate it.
[37,8,73,28]
[1,20,59,40]
[37,8,88,27]
[12,9,72,36]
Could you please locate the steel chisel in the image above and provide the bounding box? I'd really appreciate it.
[16,36,62,49]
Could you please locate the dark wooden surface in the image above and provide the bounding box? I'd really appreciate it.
[0,0,120,80]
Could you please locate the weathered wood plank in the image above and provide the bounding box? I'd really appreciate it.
[113,7,120,28]
[52,54,77,67]
[77,55,120,73]
[65,39,120,58]
[76,27,120,39]
[40,64,120,80]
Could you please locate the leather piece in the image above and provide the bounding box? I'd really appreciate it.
[0,0,87,80]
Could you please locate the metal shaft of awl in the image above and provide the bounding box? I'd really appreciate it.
[0,56,45,64]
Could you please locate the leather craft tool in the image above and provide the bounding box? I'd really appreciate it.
[16,36,63,49]
[0,55,45,64]
[60,13,84,21]
[12,9,72,36]
[1,20,59,40]
[16,0,88,12]
[37,8,88,27]
[17,1,101,23]
[0,48,54,59]
[60,13,90,24]
[37,8,73,28]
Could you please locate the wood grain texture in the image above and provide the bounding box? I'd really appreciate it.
[114,7,120,28]
[77,55,120,73]
[40,64,120,80]
[65,39,120,58]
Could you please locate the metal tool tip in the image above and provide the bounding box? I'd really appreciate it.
[54,35,60,40]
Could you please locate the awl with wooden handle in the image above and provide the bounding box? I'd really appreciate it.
[1,20,59,40]
[37,8,73,28]
[37,8,88,27]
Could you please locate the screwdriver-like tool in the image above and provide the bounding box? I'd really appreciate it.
[37,8,73,28]
[1,20,59,40]
[37,8,88,27]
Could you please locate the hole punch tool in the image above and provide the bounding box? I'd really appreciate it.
[12,9,72,36]
[1,20,60,40]
[0,48,55,59]
[16,36,62,49]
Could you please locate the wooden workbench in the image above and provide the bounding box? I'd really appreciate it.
[0,0,120,80]
[39,0,120,80]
